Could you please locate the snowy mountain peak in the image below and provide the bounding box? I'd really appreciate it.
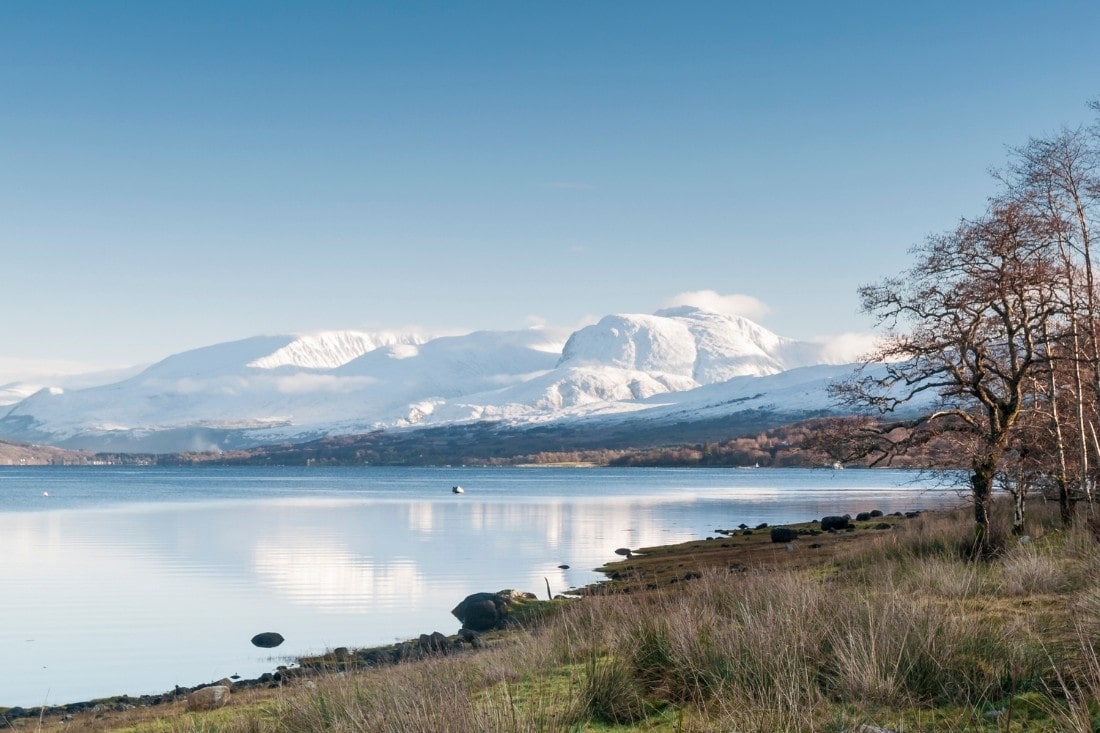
[131,330,428,380]
[559,307,807,384]
[559,313,697,374]
[247,331,427,370]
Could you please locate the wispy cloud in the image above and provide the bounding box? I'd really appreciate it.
[810,332,880,363]
[0,357,141,388]
[659,290,770,320]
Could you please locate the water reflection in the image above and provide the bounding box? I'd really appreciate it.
[254,539,424,612]
[406,501,435,533]
[0,466,957,707]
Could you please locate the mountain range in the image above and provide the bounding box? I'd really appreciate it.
[0,307,876,454]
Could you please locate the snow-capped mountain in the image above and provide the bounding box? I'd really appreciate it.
[0,308,869,453]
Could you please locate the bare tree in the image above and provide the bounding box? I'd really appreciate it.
[832,202,1059,546]
[1004,127,1100,515]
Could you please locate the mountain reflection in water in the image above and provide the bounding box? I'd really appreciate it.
[0,465,957,707]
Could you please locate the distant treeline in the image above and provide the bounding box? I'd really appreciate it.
[517,419,966,469]
[131,417,967,469]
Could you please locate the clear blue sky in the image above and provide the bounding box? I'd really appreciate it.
[3,1,1099,369]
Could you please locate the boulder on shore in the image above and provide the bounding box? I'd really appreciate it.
[451,590,536,632]
[821,515,852,532]
[187,685,231,711]
[770,526,800,543]
[451,592,509,632]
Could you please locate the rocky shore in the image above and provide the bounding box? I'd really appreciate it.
[0,588,560,729]
[0,506,931,730]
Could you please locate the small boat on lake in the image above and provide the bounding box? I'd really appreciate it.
[452,485,464,494]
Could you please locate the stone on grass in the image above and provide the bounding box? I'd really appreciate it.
[821,515,851,532]
[770,526,800,543]
[187,685,231,711]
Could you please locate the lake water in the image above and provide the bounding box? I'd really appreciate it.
[0,465,958,707]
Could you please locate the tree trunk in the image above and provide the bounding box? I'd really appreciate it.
[1012,481,1027,536]
[1058,474,1073,526]
[1040,317,1074,526]
[971,456,996,551]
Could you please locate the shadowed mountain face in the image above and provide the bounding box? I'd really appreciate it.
[0,308,873,453]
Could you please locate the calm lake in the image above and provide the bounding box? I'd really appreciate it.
[0,465,958,707]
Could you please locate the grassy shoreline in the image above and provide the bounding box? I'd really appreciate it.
[7,499,1099,732]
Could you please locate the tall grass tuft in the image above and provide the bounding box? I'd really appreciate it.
[821,591,1027,707]
[609,572,829,720]
[906,555,986,599]
[999,544,1069,596]
[574,652,649,725]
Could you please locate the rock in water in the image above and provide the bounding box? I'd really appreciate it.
[188,685,231,711]
[251,632,285,648]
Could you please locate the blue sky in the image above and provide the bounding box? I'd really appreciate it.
[3,1,1100,370]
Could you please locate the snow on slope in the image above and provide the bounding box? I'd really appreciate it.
[0,362,145,407]
[249,331,425,370]
[0,309,867,452]
[135,331,424,379]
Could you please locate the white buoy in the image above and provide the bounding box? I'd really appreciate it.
[42,491,48,497]
[452,485,464,494]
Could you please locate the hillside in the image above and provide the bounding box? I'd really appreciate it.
[0,439,94,466]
